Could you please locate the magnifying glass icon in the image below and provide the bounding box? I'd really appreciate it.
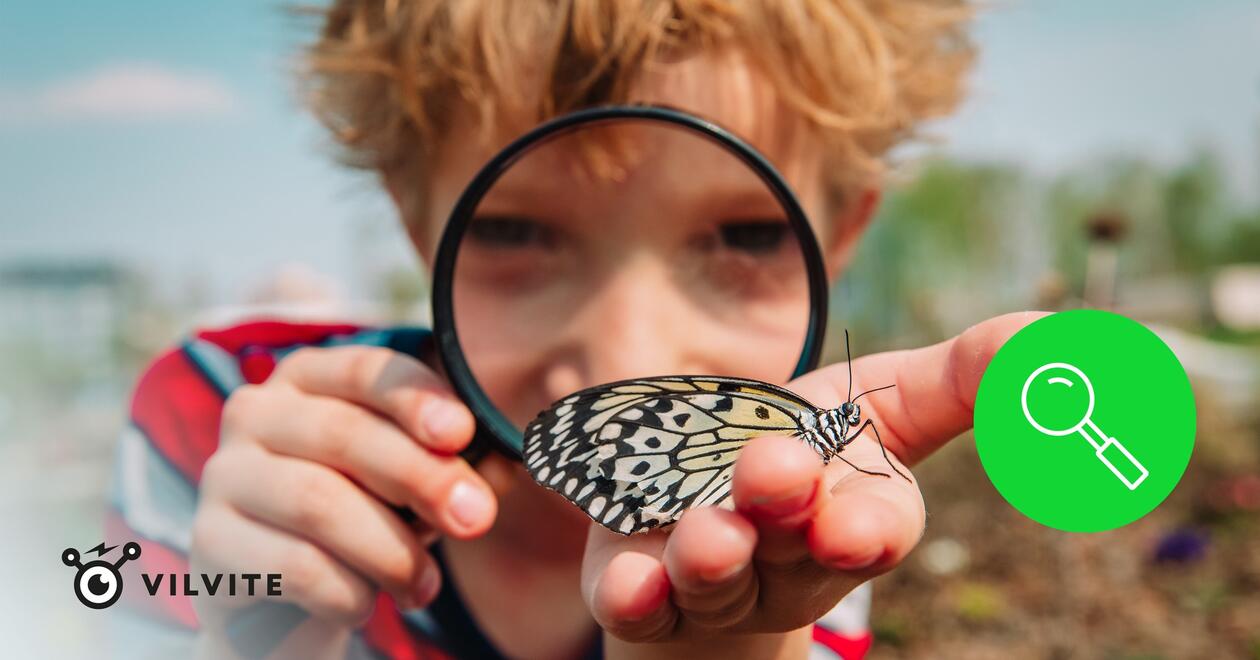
[1021,362,1149,490]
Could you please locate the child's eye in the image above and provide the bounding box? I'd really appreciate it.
[467,216,553,248]
[718,221,789,254]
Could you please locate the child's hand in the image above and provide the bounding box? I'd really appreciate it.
[581,313,1042,651]
[190,346,491,631]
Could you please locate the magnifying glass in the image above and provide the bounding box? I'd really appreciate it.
[431,105,829,459]
[1021,362,1149,490]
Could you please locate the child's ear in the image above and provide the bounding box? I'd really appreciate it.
[823,187,881,281]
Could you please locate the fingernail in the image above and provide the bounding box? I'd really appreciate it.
[698,560,748,584]
[829,550,882,571]
[421,399,464,442]
[750,483,817,517]
[413,562,442,606]
[447,480,493,531]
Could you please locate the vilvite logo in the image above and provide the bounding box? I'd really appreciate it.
[63,540,283,610]
[61,541,142,609]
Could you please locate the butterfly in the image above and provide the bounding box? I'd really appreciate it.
[522,332,909,535]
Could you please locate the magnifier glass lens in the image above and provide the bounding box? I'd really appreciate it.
[1024,365,1092,435]
[450,119,814,431]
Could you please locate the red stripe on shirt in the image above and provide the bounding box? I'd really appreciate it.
[812,623,873,660]
[363,593,451,660]
[197,321,362,355]
[129,347,230,484]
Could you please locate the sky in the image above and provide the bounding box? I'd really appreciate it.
[1,0,1258,307]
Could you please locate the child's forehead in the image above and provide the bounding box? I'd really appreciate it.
[481,133,790,225]
[627,49,813,163]
[491,121,767,191]
[627,49,826,190]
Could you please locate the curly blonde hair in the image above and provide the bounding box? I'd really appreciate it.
[301,0,973,221]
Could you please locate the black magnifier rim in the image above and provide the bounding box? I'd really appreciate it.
[431,104,829,459]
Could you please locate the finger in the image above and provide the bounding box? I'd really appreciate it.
[661,507,758,629]
[731,435,825,566]
[204,445,443,608]
[807,445,925,575]
[190,502,377,627]
[270,345,475,454]
[221,386,497,538]
[582,525,677,642]
[793,312,1046,466]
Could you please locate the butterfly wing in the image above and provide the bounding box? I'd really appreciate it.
[524,376,818,535]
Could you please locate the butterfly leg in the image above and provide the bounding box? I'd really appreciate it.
[834,452,890,479]
[844,419,912,483]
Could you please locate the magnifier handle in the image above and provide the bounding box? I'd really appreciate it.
[1093,431,1149,491]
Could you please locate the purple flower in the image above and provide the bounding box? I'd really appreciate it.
[1153,528,1209,564]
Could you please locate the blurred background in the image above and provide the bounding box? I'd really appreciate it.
[1,0,1257,658]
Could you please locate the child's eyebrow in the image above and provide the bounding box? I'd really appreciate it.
[666,180,790,217]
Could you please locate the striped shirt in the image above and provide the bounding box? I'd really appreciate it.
[107,320,873,659]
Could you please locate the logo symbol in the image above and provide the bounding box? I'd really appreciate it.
[61,541,142,610]
[1021,362,1149,490]
[974,310,1195,532]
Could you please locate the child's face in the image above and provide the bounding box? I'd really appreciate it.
[408,50,873,429]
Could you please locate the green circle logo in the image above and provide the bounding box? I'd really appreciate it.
[974,310,1195,532]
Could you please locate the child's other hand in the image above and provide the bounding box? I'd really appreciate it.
[582,313,1043,649]
[190,345,491,631]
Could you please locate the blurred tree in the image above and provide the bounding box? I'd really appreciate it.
[838,159,1026,354]
[1220,211,1260,264]
[1163,150,1230,275]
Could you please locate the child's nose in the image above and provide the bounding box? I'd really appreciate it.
[567,255,700,386]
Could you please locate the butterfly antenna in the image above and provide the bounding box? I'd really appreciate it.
[852,383,897,403]
[845,329,853,403]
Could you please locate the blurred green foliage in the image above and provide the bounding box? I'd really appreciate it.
[835,149,1260,355]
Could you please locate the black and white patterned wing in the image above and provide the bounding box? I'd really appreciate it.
[523,376,816,535]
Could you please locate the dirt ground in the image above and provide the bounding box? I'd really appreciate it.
[867,394,1260,660]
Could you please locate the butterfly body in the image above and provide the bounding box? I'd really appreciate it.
[796,405,862,461]
[523,374,898,535]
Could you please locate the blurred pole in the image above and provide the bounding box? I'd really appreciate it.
[1082,211,1129,310]
[1034,270,1068,311]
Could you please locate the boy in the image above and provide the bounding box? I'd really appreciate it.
[108,1,1034,658]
